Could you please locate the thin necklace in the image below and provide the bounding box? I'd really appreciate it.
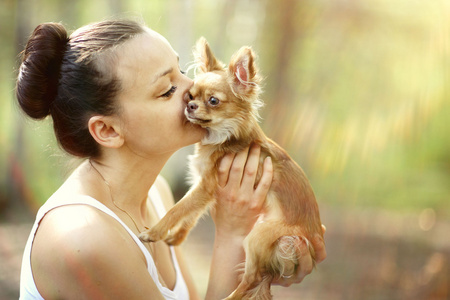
[89,159,149,233]
[89,160,167,287]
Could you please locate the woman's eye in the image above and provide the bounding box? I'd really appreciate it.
[180,70,186,75]
[161,86,177,97]
[209,96,220,106]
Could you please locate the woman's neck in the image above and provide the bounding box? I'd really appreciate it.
[81,150,172,217]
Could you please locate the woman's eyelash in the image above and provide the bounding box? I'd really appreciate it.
[161,86,177,97]
[159,69,184,98]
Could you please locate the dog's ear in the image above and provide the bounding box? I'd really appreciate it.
[194,37,224,73]
[227,46,261,100]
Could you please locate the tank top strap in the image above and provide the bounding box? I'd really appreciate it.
[147,182,190,299]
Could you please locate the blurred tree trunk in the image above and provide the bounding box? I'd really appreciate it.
[5,0,35,218]
[262,0,303,144]
[212,0,237,59]
[167,0,194,66]
[8,0,85,217]
[165,0,195,200]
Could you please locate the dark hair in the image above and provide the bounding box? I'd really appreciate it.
[16,20,145,157]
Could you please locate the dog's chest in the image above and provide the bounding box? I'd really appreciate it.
[188,151,215,183]
[189,147,223,181]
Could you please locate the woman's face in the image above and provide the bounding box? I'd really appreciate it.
[113,29,205,157]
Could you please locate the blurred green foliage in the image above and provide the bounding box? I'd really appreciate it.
[1,1,449,299]
[1,0,449,219]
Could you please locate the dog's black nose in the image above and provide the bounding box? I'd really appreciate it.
[187,102,198,112]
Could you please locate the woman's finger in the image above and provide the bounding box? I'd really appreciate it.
[312,233,327,263]
[253,156,273,199]
[294,237,313,282]
[217,153,235,188]
[226,146,250,187]
[240,144,261,192]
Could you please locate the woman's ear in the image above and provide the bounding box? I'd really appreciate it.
[88,116,124,149]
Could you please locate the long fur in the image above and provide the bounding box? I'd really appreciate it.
[139,37,323,299]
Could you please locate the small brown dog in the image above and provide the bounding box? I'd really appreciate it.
[140,38,323,299]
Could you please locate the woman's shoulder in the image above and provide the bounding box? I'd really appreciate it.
[33,179,143,262]
[30,203,163,299]
[34,203,140,258]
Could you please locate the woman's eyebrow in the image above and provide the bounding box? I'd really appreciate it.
[152,67,173,84]
[151,56,180,84]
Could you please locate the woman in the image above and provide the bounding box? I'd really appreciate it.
[16,19,326,299]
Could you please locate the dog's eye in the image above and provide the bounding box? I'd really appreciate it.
[209,97,220,106]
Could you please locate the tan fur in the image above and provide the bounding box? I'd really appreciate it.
[139,37,323,299]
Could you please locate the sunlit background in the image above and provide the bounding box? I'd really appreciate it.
[1,0,449,299]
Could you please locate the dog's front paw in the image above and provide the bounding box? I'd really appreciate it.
[163,227,188,246]
[139,228,166,243]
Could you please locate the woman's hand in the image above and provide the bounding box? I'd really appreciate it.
[206,145,273,299]
[211,144,273,238]
[272,225,327,287]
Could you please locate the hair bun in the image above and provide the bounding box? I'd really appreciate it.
[16,23,68,119]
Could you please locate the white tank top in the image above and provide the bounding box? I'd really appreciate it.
[19,183,190,299]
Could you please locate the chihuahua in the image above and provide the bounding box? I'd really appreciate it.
[140,38,323,299]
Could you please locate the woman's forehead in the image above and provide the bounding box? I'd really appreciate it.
[114,31,177,88]
[124,30,175,59]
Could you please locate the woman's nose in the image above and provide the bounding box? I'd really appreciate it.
[186,77,194,90]
[183,78,194,103]
[183,91,193,103]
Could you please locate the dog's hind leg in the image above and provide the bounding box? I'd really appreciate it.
[225,221,280,300]
[226,221,309,299]
[225,274,272,300]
